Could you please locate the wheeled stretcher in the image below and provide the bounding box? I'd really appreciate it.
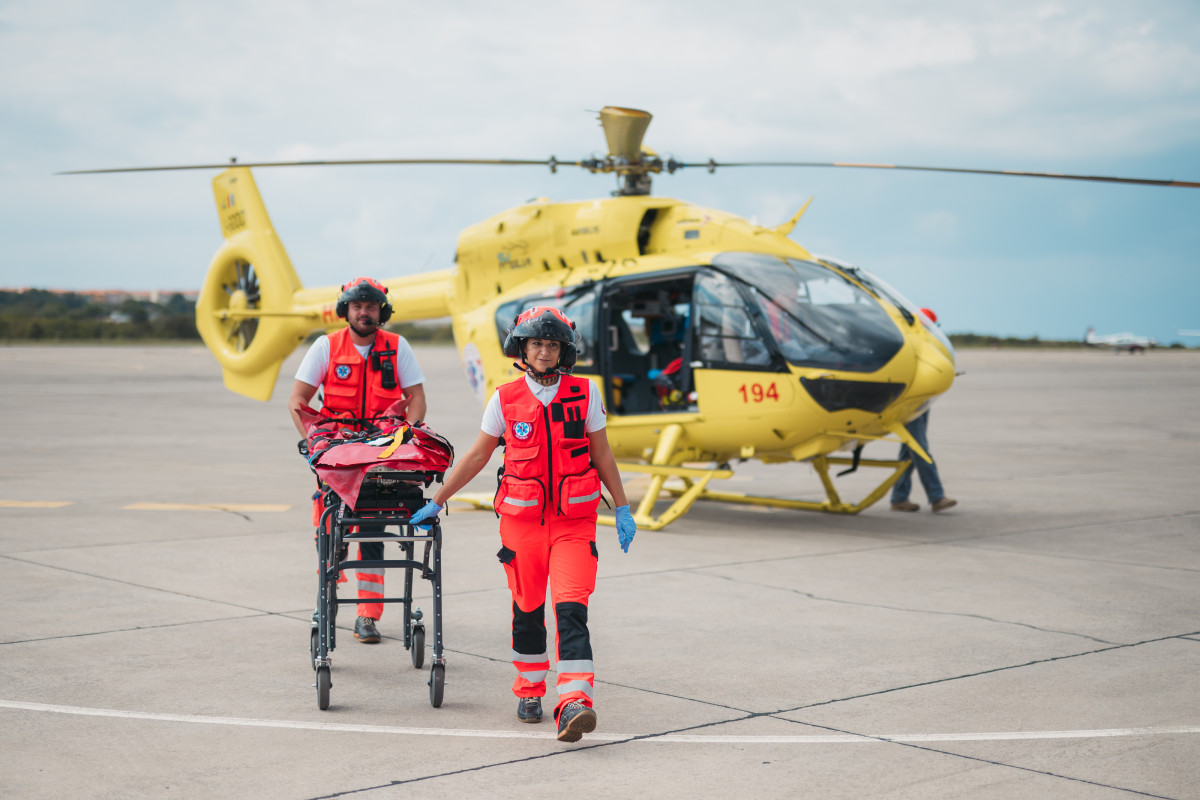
[300,407,454,711]
[311,472,445,709]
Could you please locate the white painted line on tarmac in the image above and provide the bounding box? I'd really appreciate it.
[0,500,73,508]
[122,503,290,512]
[3,700,1197,744]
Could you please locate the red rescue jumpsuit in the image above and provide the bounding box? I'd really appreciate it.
[493,374,604,718]
[319,327,408,620]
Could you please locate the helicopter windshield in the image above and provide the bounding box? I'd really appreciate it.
[826,260,955,357]
[711,253,904,373]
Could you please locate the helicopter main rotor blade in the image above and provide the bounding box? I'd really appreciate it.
[59,156,1198,189]
[677,160,1200,189]
[57,158,579,175]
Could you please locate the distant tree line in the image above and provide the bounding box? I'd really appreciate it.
[1,290,456,344]
[948,333,1187,349]
[0,290,199,341]
[948,333,1083,348]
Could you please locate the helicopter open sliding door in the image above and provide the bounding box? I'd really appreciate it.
[599,272,697,417]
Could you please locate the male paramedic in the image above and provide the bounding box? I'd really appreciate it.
[409,306,637,743]
[288,276,428,645]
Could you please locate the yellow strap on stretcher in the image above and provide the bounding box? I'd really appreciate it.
[376,424,410,459]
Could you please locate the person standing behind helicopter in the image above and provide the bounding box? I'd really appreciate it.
[891,308,957,514]
[288,277,428,644]
[408,306,636,743]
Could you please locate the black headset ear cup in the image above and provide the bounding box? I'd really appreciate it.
[502,314,523,358]
[559,343,577,371]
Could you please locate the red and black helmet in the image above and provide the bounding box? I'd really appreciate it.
[336,276,393,323]
[502,305,580,372]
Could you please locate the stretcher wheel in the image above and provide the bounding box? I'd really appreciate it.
[316,666,331,710]
[428,663,444,708]
[410,625,425,669]
[309,629,318,670]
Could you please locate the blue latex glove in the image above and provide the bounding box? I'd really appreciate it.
[408,500,443,527]
[615,505,636,553]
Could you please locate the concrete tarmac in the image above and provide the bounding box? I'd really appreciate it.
[1,345,1197,799]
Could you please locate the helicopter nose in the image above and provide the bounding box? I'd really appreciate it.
[907,341,956,401]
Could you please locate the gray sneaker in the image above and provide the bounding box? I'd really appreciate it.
[518,696,543,723]
[556,701,597,742]
[354,616,381,643]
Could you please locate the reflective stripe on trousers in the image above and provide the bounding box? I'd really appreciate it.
[356,540,385,620]
[499,514,598,713]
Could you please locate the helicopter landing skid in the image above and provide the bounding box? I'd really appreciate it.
[598,462,736,531]
[598,454,911,530]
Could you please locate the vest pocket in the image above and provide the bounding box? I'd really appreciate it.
[557,468,602,518]
[323,380,357,400]
[494,475,546,519]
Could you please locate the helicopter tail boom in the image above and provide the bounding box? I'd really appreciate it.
[196,168,319,401]
[196,167,456,401]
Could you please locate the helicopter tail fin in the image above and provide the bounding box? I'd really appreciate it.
[195,167,318,401]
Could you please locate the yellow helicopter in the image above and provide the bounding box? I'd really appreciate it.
[66,106,1200,529]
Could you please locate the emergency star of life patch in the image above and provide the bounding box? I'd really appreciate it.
[335,365,352,380]
[512,421,533,440]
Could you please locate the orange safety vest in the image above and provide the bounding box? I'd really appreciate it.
[321,327,408,420]
[493,374,602,520]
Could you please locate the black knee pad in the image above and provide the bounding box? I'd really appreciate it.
[512,601,546,656]
[555,602,592,661]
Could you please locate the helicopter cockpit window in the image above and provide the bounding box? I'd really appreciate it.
[828,261,955,357]
[694,271,772,368]
[711,252,904,373]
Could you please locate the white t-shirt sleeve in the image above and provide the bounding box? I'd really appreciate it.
[480,390,505,437]
[393,336,426,388]
[294,336,330,386]
[585,379,607,432]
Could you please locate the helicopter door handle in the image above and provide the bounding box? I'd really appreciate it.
[608,325,619,351]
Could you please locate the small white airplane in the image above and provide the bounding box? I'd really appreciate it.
[1084,327,1156,353]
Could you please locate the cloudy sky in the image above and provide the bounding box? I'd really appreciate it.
[2,0,1198,343]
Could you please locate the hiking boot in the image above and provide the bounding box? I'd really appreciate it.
[354,616,381,643]
[932,497,958,513]
[891,500,920,512]
[556,701,597,742]
[517,696,543,724]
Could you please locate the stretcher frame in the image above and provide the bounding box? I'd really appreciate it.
[311,485,446,710]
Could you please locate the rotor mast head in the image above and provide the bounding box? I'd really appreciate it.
[592,106,661,196]
[601,106,652,160]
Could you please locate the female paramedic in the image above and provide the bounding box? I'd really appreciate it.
[409,306,636,743]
